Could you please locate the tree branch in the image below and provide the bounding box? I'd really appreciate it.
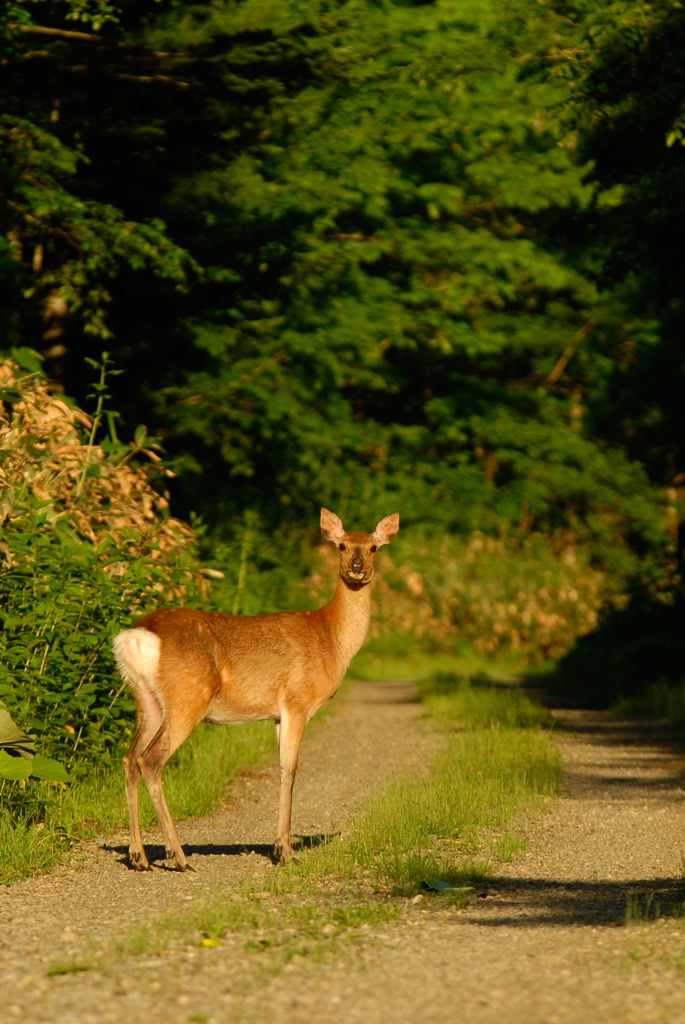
[546,320,595,385]
[13,23,189,59]
[16,24,106,43]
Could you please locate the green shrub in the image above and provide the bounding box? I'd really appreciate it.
[0,358,204,786]
[0,505,201,775]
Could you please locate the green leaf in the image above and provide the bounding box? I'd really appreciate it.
[134,424,149,447]
[10,347,44,374]
[0,708,36,759]
[0,748,33,780]
[422,878,475,896]
[29,754,70,783]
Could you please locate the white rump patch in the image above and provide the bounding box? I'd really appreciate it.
[112,628,161,686]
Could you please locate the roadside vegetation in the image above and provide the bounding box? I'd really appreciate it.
[0,356,277,883]
[0,719,276,885]
[285,674,559,896]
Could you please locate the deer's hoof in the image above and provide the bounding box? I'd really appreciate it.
[167,848,195,872]
[129,850,151,872]
[273,843,295,866]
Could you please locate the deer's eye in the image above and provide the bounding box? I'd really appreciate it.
[339,543,347,551]
[370,545,377,553]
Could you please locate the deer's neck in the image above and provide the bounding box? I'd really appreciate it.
[324,575,373,675]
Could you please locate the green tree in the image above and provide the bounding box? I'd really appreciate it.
[564,0,685,519]
[0,1,196,346]
[0,0,671,582]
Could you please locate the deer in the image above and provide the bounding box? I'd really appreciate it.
[112,507,399,872]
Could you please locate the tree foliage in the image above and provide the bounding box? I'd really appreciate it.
[564,0,685,497]
[1,0,682,613]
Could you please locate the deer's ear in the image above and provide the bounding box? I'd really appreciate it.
[320,508,345,544]
[374,513,400,547]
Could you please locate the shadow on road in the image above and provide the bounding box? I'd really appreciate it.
[105,831,336,870]
[468,874,685,928]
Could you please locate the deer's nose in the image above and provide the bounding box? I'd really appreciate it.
[350,554,364,573]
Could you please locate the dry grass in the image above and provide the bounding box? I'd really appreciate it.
[0,359,199,589]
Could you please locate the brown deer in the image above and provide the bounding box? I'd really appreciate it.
[112,507,399,872]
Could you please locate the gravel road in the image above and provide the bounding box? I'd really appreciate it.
[2,679,685,1024]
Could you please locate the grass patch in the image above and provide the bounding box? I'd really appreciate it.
[360,727,557,891]
[418,671,556,730]
[96,887,398,970]
[46,961,95,977]
[0,719,276,885]
[283,672,560,896]
[613,678,685,735]
[350,643,526,685]
[625,887,685,925]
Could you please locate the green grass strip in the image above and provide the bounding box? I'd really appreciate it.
[285,674,561,895]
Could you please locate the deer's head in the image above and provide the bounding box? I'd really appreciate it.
[320,508,400,587]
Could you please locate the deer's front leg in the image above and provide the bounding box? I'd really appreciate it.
[274,706,307,864]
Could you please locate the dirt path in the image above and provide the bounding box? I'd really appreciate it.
[2,681,685,1023]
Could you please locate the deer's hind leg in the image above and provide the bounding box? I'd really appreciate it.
[124,682,163,871]
[124,671,199,872]
[118,625,222,872]
[136,707,196,873]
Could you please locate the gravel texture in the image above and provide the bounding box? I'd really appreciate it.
[2,680,685,1024]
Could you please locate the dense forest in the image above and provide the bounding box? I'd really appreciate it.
[1,0,684,776]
